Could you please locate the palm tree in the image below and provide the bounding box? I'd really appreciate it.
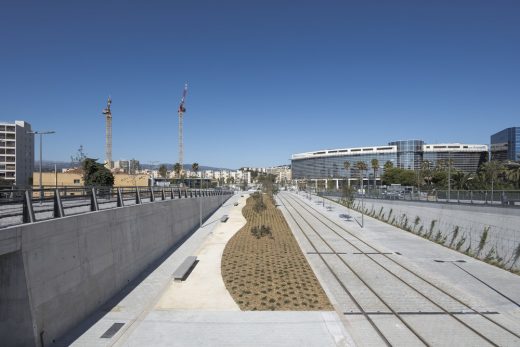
[505,163,520,189]
[343,161,351,188]
[191,162,199,176]
[355,161,368,189]
[480,160,504,190]
[371,158,379,190]
[384,160,394,171]
[451,171,474,190]
[420,160,432,188]
[173,162,182,178]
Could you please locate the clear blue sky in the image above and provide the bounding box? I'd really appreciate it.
[1,1,519,169]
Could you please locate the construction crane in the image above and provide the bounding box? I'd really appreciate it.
[178,83,188,174]
[102,96,113,169]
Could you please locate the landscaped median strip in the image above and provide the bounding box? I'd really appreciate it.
[221,192,332,311]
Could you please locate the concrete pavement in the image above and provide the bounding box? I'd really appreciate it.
[64,192,354,347]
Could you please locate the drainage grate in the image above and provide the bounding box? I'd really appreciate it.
[100,323,125,338]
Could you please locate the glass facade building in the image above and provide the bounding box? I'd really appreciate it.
[491,127,520,161]
[422,144,488,174]
[388,140,424,170]
[292,140,488,180]
[291,146,397,180]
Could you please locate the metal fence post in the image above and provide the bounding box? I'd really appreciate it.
[91,187,99,211]
[54,188,65,218]
[117,188,124,207]
[136,188,142,204]
[22,190,35,223]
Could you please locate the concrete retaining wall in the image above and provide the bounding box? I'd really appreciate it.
[349,198,520,270]
[0,193,231,346]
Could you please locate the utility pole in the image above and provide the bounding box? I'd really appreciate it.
[447,152,451,203]
[178,83,188,174]
[27,131,55,203]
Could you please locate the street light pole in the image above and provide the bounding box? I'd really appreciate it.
[28,131,55,201]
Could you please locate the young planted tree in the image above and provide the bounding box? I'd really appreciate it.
[158,164,168,178]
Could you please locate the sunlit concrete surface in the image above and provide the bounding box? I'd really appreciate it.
[278,191,520,346]
[63,192,354,347]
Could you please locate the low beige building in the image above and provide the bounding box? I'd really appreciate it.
[33,172,150,188]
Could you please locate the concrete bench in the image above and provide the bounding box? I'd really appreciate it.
[220,215,229,222]
[172,256,198,281]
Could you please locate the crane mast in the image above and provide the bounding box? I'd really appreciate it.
[102,96,112,169]
[178,83,188,174]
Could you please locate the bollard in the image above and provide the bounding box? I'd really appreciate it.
[150,188,155,202]
[161,189,166,201]
[171,188,175,199]
[178,188,182,199]
[22,190,36,223]
[184,189,188,198]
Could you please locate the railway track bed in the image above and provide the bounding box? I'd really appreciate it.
[278,192,520,346]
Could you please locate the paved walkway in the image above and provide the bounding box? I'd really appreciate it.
[64,192,354,347]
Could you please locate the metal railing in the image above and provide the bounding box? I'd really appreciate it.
[0,186,233,228]
[316,188,520,207]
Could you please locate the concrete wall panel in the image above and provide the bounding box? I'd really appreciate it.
[0,193,232,346]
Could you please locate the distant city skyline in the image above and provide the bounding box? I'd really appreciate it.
[1,1,518,168]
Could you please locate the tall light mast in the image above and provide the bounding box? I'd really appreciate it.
[102,96,113,169]
[178,83,188,173]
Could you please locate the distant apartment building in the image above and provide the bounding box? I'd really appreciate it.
[113,159,140,174]
[0,120,34,187]
[491,127,520,161]
[291,139,488,183]
[265,165,292,183]
[33,172,149,187]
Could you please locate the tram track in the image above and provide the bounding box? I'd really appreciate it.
[278,192,520,346]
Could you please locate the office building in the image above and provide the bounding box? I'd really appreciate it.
[291,139,488,185]
[0,120,34,187]
[491,127,520,161]
[422,144,488,173]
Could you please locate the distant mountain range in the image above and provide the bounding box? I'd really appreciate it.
[36,161,233,172]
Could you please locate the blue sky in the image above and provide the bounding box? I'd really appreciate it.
[1,1,519,169]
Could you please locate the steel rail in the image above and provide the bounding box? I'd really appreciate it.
[279,194,432,346]
[286,192,520,342]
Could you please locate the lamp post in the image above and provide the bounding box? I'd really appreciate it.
[28,131,55,201]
